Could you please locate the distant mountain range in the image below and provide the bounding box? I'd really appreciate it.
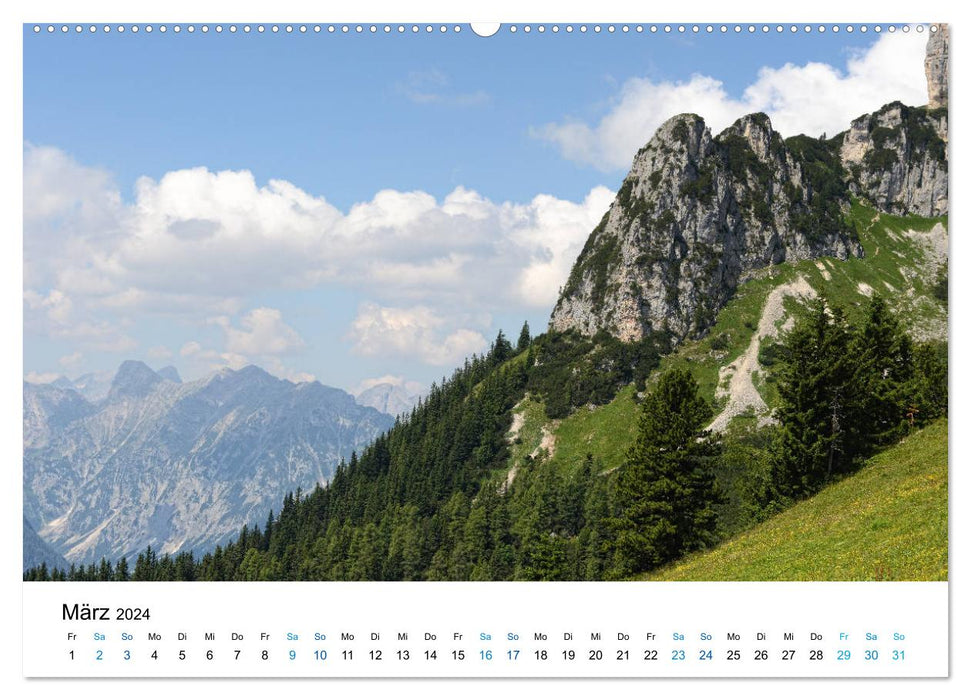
[23,361,394,568]
[354,382,421,417]
[23,516,68,572]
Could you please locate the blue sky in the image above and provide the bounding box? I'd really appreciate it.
[23,23,931,394]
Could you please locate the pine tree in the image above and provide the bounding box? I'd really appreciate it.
[613,369,721,576]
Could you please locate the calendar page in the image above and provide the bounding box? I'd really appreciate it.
[16,0,955,692]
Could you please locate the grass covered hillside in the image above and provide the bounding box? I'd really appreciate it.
[506,201,948,481]
[645,419,948,581]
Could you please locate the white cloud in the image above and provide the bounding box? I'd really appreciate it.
[59,351,83,369]
[25,154,612,378]
[261,357,316,384]
[178,308,312,382]
[25,372,62,384]
[536,31,929,170]
[23,145,125,292]
[24,152,614,358]
[24,288,72,324]
[179,339,248,373]
[23,288,136,352]
[347,303,488,366]
[179,337,313,384]
[507,187,616,305]
[180,341,203,358]
[23,145,119,223]
[213,307,306,356]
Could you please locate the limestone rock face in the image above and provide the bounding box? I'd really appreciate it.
[925,25,949,109]
[550,113,862,342]
[840,102,948,218]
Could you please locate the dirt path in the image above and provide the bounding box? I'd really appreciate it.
[707,276,816,433]
[502,408,558,492]
[507,409,525,443]
[531,425,556,460]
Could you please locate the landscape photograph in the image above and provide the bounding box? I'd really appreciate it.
[22,23,948,583]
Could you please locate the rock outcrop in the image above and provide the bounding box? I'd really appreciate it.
[550,113,861,342]
[840,101,947,218]
[925,24,949,109]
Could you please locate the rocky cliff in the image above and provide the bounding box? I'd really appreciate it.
[840,101,947,218]
[551,113,862,342]
[839,26,949,218]
[925,25,949,109]
[551,31,948,343]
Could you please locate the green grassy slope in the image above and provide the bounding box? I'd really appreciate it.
[504,202,947,479]
[644,419,948,581]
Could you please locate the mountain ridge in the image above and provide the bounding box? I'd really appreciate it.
[550,30,948,346]
[23,362,394,567]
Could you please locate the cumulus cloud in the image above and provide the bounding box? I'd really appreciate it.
[23,145,125,291]
[176,308,314,383]
[23,288,136,353]
[24,150,614,368]
[212,307,306,357]
[535,30,929,170]
[178,339,314,383]
[179,339,248,372]
[508,187,616,305]
[23,162,609,380]
[347,303,488,366]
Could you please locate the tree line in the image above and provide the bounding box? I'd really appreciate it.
[25,295,946,582]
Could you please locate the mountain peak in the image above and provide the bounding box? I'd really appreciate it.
[108,360,161,400]
[355,382,420,417]
[233,364,275,382]
[157,366,182,383]
[551,111,861,344]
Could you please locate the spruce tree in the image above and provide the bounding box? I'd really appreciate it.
[98,556,113,581]
[491,330,513,364]
[771,299,856,497]
[850,295,913,447]
[114,556,129,581]
[910,340,948,422]
[517,321,531,353]
[613,369,721,576]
